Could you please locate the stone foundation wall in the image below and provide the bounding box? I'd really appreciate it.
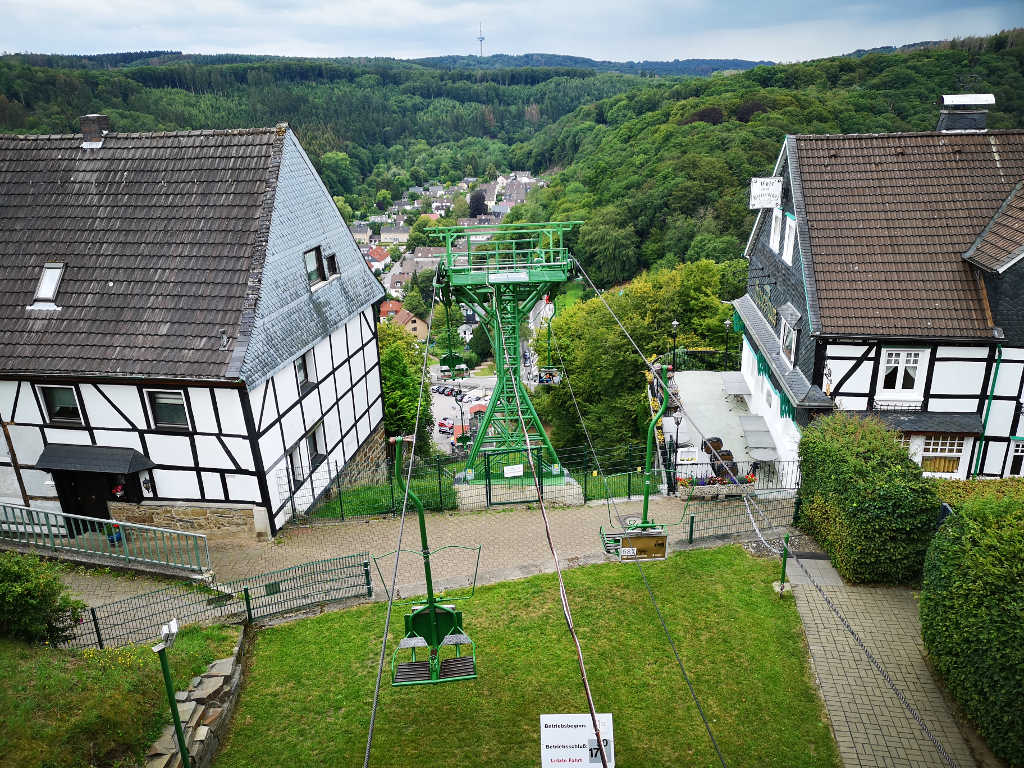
[109,501,258,533]
[338,421,389,486]
[146,626,247,768]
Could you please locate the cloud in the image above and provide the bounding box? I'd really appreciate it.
[0,0,1019,61]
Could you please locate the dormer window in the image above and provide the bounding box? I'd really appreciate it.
[305,246,327,288]
[30,263,65,308]
[782,215,796,266]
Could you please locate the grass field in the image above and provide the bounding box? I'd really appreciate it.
[0,624,238,768]
[215,547,839,767]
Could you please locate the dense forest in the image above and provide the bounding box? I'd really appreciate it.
[411,54,772,76]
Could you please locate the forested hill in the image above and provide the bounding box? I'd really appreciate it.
[504,30,1024,287]
[412,54,772,76]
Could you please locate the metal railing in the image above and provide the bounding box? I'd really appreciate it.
[0,502,211,575]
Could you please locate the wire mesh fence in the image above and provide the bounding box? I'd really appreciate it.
[63,552,371,650]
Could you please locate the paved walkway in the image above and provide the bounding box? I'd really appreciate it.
[792,560,979,768]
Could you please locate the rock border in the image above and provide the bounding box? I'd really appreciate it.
[145,625,248,768]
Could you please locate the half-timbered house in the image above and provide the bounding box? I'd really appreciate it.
[733,99,1024,479]
[0,116,385,536]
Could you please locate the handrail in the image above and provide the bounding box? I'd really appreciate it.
[0,501,211,574]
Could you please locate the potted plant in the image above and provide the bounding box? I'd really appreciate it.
[103,522,122,545]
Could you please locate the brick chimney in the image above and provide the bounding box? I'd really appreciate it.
[79,114,110,142]
[937,94,994,132]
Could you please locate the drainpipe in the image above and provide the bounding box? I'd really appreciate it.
[972,344,1003,478]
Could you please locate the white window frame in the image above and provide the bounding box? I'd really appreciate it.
[779,318,797,369]
[1009,440,1024,477]
[36,384,83,425]
[306,422,327,470]
[782,214,796,266]
[144,389,192,431]
[770,208,783,254]
[288,446,304,484]
[304,246,327,288]
[878,348,927,403]
[295,348,316,392]
[920,434,967,477]
[34,263,65,301]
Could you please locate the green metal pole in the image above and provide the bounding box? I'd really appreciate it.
[641,365,670,528]
[157,646,191,767]
[780,534,790,590]
[688,514,695,544]
[243,587,253,624]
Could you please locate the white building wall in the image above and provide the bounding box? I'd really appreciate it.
[740,336,801,464]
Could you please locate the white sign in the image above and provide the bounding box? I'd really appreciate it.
[504,463,524,478]
[749,176,783,209]
[541,713,614,767]
[619,547,637,560]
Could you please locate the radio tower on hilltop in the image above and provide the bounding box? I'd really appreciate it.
[477,22,485,57]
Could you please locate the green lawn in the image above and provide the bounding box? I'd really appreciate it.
[472,361,496,376]
[215,547,838,767]
[0,624,239,768]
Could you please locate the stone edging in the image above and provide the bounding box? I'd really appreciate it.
[145,625,248,768]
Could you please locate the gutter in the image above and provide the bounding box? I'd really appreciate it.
[971,344,1003,478]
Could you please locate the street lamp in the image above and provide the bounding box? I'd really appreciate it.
[671,319,680,371]
[152,619,192,767]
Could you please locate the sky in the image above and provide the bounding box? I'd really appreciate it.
[0,0,1021,63]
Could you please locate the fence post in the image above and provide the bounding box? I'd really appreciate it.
[537,447,544,500]
[583,465,588,500]
[436,456,443,512]
[388,460,397,516]
[627,469,632,500]
[90,607,104,649]
[780,534,790,597]
[243,587,253,625]
[363,560,372,597]
[688,514,695,545]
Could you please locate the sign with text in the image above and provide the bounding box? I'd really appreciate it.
[504,463,524,478]
[749,176,783,209]
[540,713,614,766]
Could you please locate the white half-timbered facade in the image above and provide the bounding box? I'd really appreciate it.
[734,105,1024,479]
[0,117,384,536]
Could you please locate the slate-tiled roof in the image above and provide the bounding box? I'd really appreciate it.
[791,130,1024,339]
[0,127,282,378]
[963,179,1024,273]
[849,410,983,435]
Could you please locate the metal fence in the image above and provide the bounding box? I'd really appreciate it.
[0,502,211,575]
[64,552,372,650]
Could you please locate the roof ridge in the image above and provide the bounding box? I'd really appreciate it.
[791,129,1024,140]
[2,125,287,140]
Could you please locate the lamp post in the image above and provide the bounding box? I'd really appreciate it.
[671,319,680,372]
[152,619,192,767]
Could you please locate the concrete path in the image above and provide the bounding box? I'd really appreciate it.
[791,559,979,768]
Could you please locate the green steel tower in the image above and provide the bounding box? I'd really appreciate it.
[431,221,581,469]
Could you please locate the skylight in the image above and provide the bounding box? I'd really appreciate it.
[34,263,65,302]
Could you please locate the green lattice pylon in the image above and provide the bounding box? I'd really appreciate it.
[430,221,582,470]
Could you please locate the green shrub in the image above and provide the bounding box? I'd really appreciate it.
[797,412,938,583]
[0,552,85,644]
[920,496,1024,764]
[934,476,1024,507]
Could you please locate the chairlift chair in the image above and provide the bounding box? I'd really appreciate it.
[375,436,481,685]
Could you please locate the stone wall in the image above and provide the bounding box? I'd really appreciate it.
[338,421,389,486]
[146,626,247,768]
[109,501,258,533]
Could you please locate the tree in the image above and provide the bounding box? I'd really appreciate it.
[320,151,358,196]
[431,303,464,366]
[375,189,392,211]
[377,321,432,456]
[450,194,470,220]
[402,283,429,320]
[469,322,492,360]
[685,233,743,263]
[469,189,487,217]
[333,196,353,223]
[576,213,640,287]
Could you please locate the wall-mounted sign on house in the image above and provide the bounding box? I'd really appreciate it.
[749,176,783,209]
[732,96,1024,480]
[0,116,385,537]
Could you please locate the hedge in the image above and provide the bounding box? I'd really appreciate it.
[796,412,938,584]
[934,476,1024,507]
[920,496,1024,764]
[0,552,85,644]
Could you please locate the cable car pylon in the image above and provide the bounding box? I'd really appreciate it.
[377,436,480,685]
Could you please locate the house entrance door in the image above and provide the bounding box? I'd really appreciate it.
[56,471,111,520]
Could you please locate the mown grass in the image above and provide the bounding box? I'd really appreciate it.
[0,624,239,768]
[312,473,458,519]
[216,547,838,767]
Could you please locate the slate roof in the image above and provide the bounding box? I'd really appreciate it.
[849,410,983,435]
[790,130,1024,339]
[0,126,283,379]
[733,295,833,408]
[35,443,156,473]
[962,179,1024,273]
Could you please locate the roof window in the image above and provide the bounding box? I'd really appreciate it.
[28,263,65,310]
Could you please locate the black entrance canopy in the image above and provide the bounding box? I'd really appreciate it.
[35,443,156,474]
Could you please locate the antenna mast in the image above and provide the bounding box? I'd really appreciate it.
[477,22,485,57]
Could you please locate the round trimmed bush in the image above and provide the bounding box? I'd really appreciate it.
[0,552,85,644]
[920,497,1024,764]
[797,412,938,583]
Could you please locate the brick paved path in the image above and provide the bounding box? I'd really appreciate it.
[61,568,172,607]
[793,575,978,768]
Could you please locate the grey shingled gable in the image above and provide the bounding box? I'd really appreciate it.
[963,179,1024,274]
[236,131,384,388]
[0,126,283,379]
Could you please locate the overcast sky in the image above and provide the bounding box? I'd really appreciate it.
[1,0,1020,63]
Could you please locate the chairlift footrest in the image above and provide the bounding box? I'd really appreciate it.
[439,656,476,679]
[394,661,432,683]
[441,633,471,646]
[398,636,428,649]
